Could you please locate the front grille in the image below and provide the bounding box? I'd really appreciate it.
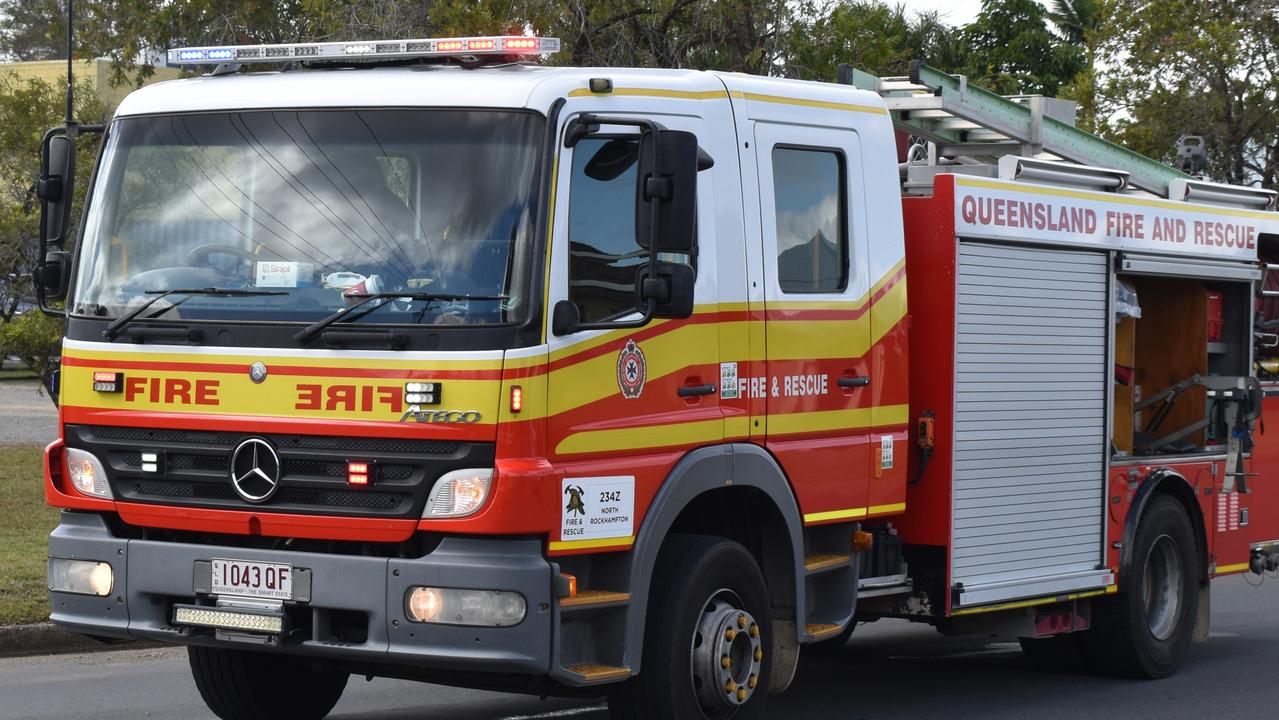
[67,424,493,520]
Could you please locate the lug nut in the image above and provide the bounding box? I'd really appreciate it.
[725,628,736,641]
[748,674,758,689]
[749,623,759,638]
[725,680,736,693]
[753,648,763,662]
[737,688,748,702]
[721,654,731,669]
[737,614,748,629]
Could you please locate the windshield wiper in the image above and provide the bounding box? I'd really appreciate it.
[102,288,288,341]
[294,292,507,345]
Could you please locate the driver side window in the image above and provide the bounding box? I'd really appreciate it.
[567,137,643,322]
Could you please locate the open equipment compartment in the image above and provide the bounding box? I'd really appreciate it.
[1112,264,1255,460]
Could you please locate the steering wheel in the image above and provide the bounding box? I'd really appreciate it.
[185,244,261,278]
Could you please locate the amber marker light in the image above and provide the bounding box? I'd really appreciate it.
[510,386,524,414]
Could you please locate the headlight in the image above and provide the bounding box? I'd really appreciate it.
[48,558,114,596]
[66,448,112,499]
[423,468,493,518]
[404,587,526,626]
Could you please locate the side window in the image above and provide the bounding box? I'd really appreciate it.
[567,137,643,322]
[772,147,848,293]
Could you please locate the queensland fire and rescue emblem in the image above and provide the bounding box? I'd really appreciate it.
[616,339,646,399]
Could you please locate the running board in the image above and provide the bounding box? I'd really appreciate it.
[564,664,632,684]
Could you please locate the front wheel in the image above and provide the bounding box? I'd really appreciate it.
[188,645,349,720]
[608,535,772,720]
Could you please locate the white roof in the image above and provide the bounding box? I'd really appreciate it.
[113,64,888,117]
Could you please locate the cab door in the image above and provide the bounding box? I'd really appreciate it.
[544,108,722,551]
[754,122,873,524]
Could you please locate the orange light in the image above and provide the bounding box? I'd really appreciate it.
[510,386,523,413]
[503,37,538,51]
[561,573,578,597]
[407,587,443,622]
[92,371,118,382]
[436,40,464,52]
[852,530,874,553]
[467,39,496,51]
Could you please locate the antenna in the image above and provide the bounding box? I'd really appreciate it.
[64,0,73,125]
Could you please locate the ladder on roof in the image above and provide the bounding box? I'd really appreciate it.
[845,60,1190,196]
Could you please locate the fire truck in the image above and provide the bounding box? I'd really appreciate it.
[33,36,1279,720]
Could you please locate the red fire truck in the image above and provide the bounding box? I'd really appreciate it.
[33,38,1279,719]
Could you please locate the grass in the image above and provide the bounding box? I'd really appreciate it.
[0,369,38,381]
[0,446,58,625]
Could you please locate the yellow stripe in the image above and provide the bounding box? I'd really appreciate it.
[1215,562,1251,575]
[549,535,635,552]
[868,502,906,516]
[950,587,1113,617]
[567,88,729,100]
[729,90,887,116]
[555,418,723,455]
[956,176,1279,222]
[871,257,906,295]
[542,153,560,342]
[804,507,868,523]
[63,346,504,370]
[767,404,909,437]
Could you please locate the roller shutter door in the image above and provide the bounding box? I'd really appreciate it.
[951,242,1111,606]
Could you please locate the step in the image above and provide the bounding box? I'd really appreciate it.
[565,663,632,684]
[805,623,843,640]
[560,590,631,611]
[804,553,851,574]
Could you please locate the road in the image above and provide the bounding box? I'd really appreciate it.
[3,575,1278,719]
[0,380,57,446]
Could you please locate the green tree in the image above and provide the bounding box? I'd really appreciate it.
[1046,0,1101,130]
[959,0,1086,96]
[1093,0,1279,187]
[0,0,67,60]
[781,1,961,81]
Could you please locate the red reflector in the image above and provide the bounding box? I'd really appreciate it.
[504,37,538,51]
[348,474,368,486]
[93,371,118,382]
[510,386,523,414]
[348,462,369,474]
[437,40,464,52]
[467,39,496,51]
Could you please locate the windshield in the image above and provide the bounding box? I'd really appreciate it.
[72,110,544,327]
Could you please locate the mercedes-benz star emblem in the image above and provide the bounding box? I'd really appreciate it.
[249,361,268,383]
[229,438,281,503]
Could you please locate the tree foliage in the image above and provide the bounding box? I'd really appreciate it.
[1094,0,1279,188]
[959,0,1086,96]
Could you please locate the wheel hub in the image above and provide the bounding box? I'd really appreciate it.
[1143,533,1183,641]
[691,591,763,713]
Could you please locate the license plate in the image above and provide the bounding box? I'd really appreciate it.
[209,559,293,600]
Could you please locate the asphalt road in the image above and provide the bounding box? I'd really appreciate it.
[4,575,1278,719]
[0,380,57,446]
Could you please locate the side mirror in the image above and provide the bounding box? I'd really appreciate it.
[637,129,698,255]
[38,129,75,246]
[551,299,582,336]
[638,262,695,319]
[35,250,72,301]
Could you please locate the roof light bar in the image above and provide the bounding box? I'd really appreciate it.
[166,35,560,67]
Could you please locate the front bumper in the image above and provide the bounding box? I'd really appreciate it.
[48,511,554,674]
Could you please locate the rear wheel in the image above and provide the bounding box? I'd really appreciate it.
[1083,495,1199,678]
[608,535,772,720]
[188,645,349,720]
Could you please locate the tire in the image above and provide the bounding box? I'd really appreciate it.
[1082,495,1199,678]
[608,534,773,720]
[188,645,349,720]
[1018,633,1084,673]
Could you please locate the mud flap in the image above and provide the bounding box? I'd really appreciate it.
[770,619,800,694]
[1192,583,1211,643]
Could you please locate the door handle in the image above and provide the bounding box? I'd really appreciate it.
[677,384,717,398]
[838,376,871,388]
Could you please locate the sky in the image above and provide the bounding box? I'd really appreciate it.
[892,0,1054,27]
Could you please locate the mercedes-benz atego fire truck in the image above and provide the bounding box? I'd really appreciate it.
[32,36,1279,720]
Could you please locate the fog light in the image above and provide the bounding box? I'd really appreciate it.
[65,448,112,499]
[423,468,493,518]
[404,587,526,627]
[49,558,114,596]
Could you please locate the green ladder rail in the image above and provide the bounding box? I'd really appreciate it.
[847,61,1190,196]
